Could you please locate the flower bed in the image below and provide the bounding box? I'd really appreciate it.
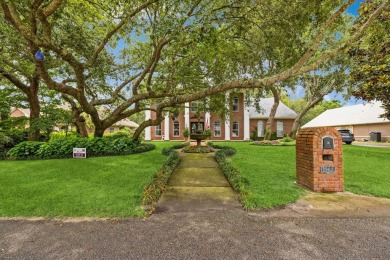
[182,145,214,153]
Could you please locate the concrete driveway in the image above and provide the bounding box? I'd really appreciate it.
[352,142,390,148]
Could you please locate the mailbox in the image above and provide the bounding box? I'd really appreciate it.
[322,136,334,150]
[296,127,344,192]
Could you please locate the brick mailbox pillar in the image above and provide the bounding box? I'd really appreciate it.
[296,127,344,192]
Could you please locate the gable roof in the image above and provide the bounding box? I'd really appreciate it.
[10,108,30,117]
[248,98,298,119]
[302,101,389,128]
[113,118,139,128]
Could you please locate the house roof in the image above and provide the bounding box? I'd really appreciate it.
[248,98,298,119]
[10,108,30,117]
[302,101,390,128]
[113,118,139,128]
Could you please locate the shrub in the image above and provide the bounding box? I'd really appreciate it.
[49,131,80,141]
[0,133,12,159]
[1,129,28,147]
[142,146,181,213]
[182,128,189,138]
[37,138,80,158]
[250,127,262,141]
[36,137,142,159]
[162,142,189,156]
[5,136,148,160]
[207,142,236,156]
[281,135,294,142]
[103,129,133,139]
[213,145,255,210]
[7,141,45,159]
[182,146,214,153]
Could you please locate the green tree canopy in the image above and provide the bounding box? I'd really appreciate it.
[349,0,390,119]
[1,0,388,139]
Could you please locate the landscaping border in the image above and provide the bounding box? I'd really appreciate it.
[208,143,256,210]
[142,144,187,214]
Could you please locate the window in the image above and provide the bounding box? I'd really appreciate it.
[232,121,239,137]
[110,127,115,133]
[191,100,201,112]
[277,121,283,137]
[214,121,221,137]
[155,125,162,136]
[232,97,239,112]
[257,121,264,137]
[173,121,180,136]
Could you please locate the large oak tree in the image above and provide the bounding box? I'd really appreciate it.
[1,0,388,139]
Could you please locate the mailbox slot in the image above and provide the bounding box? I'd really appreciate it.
[322,154,333,161]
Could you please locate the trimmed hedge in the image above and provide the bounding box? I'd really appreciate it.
[142,147,181,214]
[161,142,189,156]
[6,137,155,160]
[6,141,44,160]
[211,144,256,210]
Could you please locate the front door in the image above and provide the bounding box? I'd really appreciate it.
[190,122,204,133]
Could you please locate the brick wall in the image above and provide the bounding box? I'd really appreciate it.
[296,127,344,192]
[169,112,185,141]
[230,93,244,140]
[249,119,295,138]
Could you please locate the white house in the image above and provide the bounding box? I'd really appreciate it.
[302,101,390,141]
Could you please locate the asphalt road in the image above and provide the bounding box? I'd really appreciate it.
[1,210,389,260]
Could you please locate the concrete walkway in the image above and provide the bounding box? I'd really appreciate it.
[155,152,241,213]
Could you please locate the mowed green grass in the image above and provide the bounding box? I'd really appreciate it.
[0,141,181,217]
[218,142,304,208]
[343,145,390,197]
[217,142,390,209]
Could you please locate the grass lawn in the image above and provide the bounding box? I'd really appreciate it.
[217,142,304,208]
[0,141,181,217]
[343,145,390,197]
[217,142,390,209]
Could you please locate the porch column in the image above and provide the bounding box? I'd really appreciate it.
[205,112,211,129]
[225,92,230,140]
[164,114,170,140]
[184,102,190,129]
[144,110,151,141]
[244,107,250,140]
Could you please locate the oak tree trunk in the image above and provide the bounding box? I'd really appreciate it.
[27,85,41,141]
[264,87,280,140]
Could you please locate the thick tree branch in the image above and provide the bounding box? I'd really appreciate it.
[85,0,159,67]
[91,72,142,106]
[0,69,29,94]
[291,0,355,72]
[42,0,65,17]
[132,38,170,95]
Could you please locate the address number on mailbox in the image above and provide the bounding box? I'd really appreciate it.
[321,166,335,174]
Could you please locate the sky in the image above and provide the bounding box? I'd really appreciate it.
[287,0,365,106]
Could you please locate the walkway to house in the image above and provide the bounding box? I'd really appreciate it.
[155,152,242,213]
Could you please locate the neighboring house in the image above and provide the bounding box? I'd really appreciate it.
[144,94,298,141]
[87,118,139,134]
[10,107,139,134]
[302,101,390,141]
[10,108,30,118]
